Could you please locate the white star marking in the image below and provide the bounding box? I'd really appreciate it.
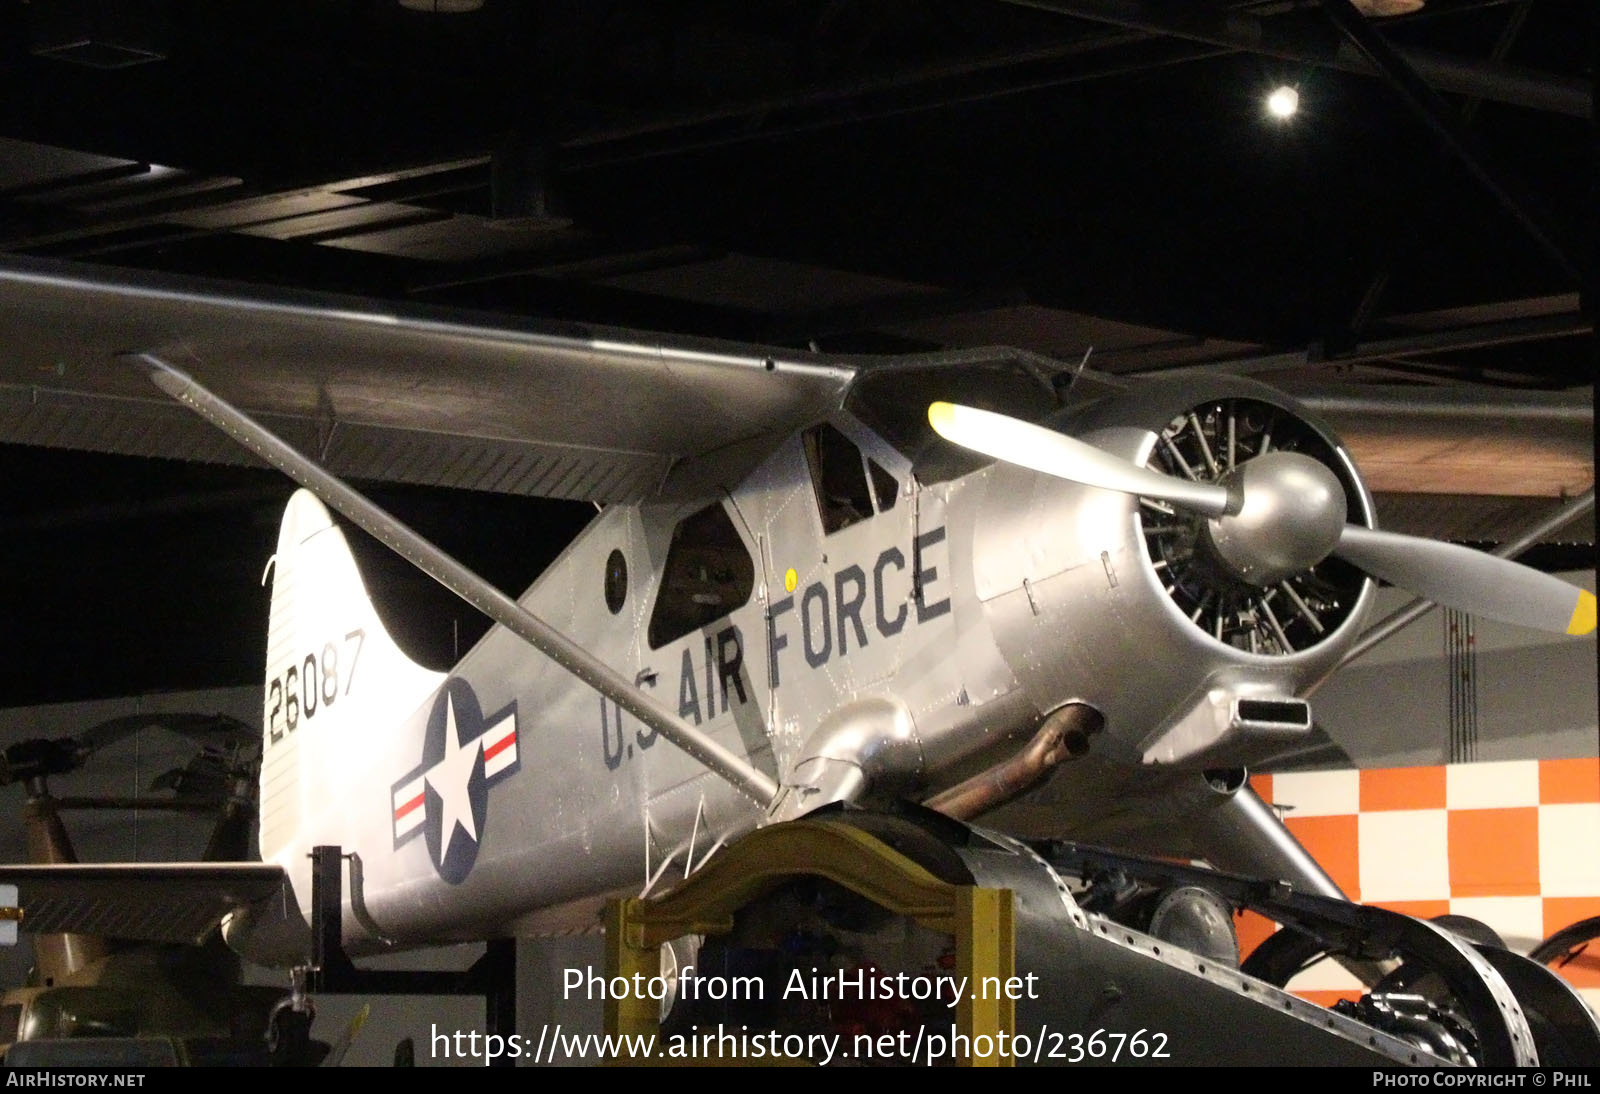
[425,695,483,847]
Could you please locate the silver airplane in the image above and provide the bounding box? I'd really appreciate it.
[0,255,1591,979]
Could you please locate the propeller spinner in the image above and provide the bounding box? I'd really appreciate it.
[928,400,1596,638]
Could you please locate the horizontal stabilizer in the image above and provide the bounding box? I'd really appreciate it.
[0,863,286,945]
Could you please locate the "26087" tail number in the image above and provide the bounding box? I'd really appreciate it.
[267,628,365,744]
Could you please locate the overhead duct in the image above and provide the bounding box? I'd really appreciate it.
[1351,0,1424,15]
[490,138,572,230]
[29,0,170,69]
[398,1,485,12]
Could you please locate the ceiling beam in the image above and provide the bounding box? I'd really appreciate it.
[997,0,1592,118]
[1317,0,1588,294]
[1140,311,1593,380]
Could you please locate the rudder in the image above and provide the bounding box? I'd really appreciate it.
[260,489,445,869]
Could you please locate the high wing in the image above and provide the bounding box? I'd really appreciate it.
[0,863,287,945]
[0,253,858,503]
[1,253,1587,512]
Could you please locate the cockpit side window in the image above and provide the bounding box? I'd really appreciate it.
[868,458,898,513]
[647,503,755,650]
[804,424,880,535]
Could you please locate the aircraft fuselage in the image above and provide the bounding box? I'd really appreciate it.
[245,378,1378,960]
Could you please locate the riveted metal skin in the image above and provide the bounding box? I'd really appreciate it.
[154,363,1391,964]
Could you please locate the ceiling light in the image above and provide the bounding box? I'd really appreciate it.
[1266,86,1299,120]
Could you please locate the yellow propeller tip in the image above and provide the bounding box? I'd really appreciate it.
[927,401,955,434]
[1568,589,1596,636]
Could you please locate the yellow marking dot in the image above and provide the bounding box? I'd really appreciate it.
[1567,589,1596,636]
[784,567,797,593]
[927,401,956,435]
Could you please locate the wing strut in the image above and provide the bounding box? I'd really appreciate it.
[128,352,779,808]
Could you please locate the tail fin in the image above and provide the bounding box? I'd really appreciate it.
[260,489,445,868]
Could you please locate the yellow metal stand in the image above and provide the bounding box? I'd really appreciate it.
[604,816,1015,1065]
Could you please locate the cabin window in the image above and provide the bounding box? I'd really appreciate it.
[604,549,628,615]
[647,503,755,649]
[805,423,903,534]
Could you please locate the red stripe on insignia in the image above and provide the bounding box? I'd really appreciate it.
[484,733,516,763]
[394,793,425,819]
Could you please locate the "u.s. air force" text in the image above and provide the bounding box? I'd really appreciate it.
[600,527,949,769]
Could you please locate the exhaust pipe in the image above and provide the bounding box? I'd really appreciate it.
[924,703,1103,821]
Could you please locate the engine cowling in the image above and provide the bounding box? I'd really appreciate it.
[1134,388,1374,658]
[966,375,1379,769]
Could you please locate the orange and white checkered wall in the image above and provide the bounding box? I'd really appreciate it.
[1236,757,1600,1011]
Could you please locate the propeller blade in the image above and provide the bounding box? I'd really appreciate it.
[324,1003,370,1067]
[928,402,1237,516]
[1336,525,1596,635]
[926,401,1597,637]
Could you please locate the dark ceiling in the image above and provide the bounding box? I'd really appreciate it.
[0,0,1594,705]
